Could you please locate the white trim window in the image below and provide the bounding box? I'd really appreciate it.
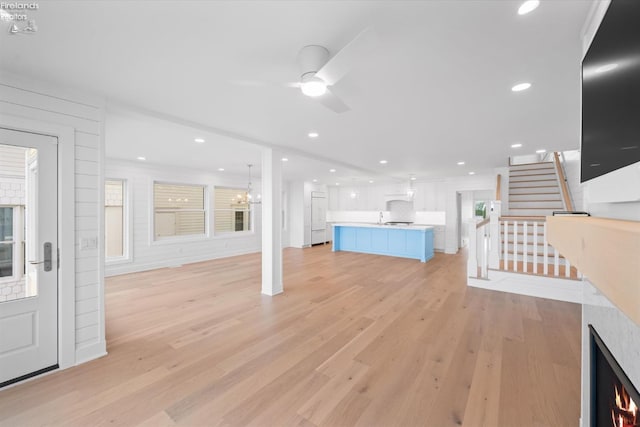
[105,179,128,261]
[214,187,252,234]
[153,182,207,240]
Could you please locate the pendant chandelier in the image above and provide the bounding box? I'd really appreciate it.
[245,164,261,204]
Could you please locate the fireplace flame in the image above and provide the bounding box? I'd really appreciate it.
[611,384,639,427]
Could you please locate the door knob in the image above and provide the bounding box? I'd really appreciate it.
[29,242,52,272]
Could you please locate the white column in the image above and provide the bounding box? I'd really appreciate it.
[261,147,283,296]
[488,200,501,269]
[467,218,478,279]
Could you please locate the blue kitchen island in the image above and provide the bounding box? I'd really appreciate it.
[332,223,434,262]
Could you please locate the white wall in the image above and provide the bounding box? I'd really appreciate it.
[104,160,265,276]
[0,72,106,365]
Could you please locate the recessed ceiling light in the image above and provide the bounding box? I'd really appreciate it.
[595,63,618,73]
[308,132,319,138]
[335,182,340,186]
[379,160,388,164]
[518,0,540,15]
[312,179,318,182]
[137,156,146,161]
[194,138,205,143]
[536,149,546,154]
[457,161,465,166]
[369,180,374,184]
[281,157,289,162]
[469,171,475,175]
[218,168,225,172]
[511,143,523,148]
[329,169,336,173]
[410,177,417,181]
[512,82,532,92]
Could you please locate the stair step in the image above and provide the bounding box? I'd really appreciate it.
[502,240,546,245]
[509,203,564,210]
[509,182,560,189]
[509,187,560,194]
[508,194,562,202]
[509,171,557,177]
[506,250,566,259]
[510,177,558,183]
[494,262,579,280]
[501,232,545,237]
[509,162,554,169]
[509,166,556,175]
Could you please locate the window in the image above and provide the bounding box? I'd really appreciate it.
[0,206,24,283]
[0,206,15,278]
[214,187,251,233]
[154,182,206,239]
[105,179,126,259]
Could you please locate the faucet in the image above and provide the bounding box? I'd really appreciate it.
[379,211,384,224]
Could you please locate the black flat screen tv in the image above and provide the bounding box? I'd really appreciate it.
[581,0,640,183]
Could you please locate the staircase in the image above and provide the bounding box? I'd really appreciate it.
[506,161,564,216]
[495,158,578,279]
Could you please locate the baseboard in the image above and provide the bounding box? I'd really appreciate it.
[75,340,107,365]
[105,248,260,277]
[468,270,584,304]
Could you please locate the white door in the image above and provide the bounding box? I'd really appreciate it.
[0,128,58,387]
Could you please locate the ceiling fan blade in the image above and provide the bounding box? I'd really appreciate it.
[315,27,377,86]
[316,89,350,113]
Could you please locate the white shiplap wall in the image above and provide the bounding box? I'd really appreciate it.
[105,160,263,276]
[0,73,106,364]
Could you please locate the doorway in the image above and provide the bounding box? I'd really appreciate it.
[0,128,58,387]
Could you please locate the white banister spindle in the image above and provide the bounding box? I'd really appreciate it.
[480,226,487,278]
[554,247,560,277]
[543,222,549,275]
[503,221,508,270]
[523,221,528,273]
[513,221,518,272]
[565,258,570,278]
[533,222,538,274]
[467,219,478,278]
[489,209,500,269]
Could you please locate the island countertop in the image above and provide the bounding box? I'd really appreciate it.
[332,223,434,262]
[330,223,434,231]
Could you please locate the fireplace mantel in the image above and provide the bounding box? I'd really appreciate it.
[547,216,640,326]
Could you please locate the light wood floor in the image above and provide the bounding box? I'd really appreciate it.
[0,246,582,427]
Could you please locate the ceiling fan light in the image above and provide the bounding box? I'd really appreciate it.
[301,80,327,97]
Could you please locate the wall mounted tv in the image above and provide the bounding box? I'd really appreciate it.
[581,0,640,183]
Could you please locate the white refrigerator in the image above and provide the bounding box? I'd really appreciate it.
[311,191,327,245]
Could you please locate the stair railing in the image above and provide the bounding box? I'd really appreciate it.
[553,152,574,212]
[494,216,580,278]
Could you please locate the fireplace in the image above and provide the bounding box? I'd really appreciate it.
[590,325,640,427]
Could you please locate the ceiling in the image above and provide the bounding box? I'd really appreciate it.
[0,1,593,182]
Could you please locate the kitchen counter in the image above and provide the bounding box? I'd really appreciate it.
[332,223,434,262]
[330,222,434,231]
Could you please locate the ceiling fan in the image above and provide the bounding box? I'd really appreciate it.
[295,28,377,113]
